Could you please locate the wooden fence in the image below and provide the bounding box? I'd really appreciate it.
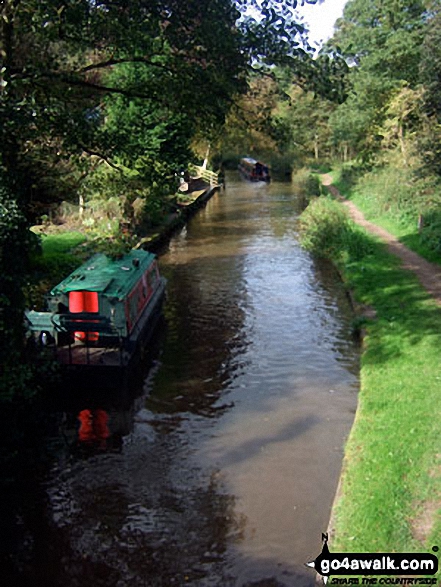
[190,165,220,186]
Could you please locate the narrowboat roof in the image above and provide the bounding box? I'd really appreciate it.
[50,250,157,300]
[240,157,269,167]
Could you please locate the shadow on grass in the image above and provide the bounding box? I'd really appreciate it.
[343,233,441,366]
[333,164,365,198]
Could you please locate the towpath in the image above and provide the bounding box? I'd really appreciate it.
[321,174,441,305]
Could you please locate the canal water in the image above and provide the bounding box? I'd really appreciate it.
[15,176,359,586]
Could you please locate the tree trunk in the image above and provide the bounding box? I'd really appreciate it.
[398,122,407,167]
[202,143,210,170]
[79,194,85,218]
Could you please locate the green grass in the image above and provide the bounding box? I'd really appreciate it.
[329,164,441,265]
[31,231,87,290]
[299,193,441,580]
[332,239,441,564]
[40,231,86,257]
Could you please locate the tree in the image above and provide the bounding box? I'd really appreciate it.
[325,0,427,158]
[381,84,424,166]
[0,0,323,401]
[273,85,335,162]
[218,73,280,160]
[416,3,441,177]
[330,0,426,84]
[0,0,249,210]
[0,0,321,212]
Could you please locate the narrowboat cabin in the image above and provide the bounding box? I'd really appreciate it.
[25,250,166,370]
[238,157,271,182]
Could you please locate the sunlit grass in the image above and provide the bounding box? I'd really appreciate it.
[332,239,441,568]
[299,187,441,580]
[31,231,87,291]
[40,231,86,257]
[330,246,440,577]
[330,165,441,265]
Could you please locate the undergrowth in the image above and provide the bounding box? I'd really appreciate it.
[292,168,324,207]
[298,196,373,263]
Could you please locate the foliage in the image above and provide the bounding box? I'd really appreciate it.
[325,0,427,158]
[219,65,343,169]
[356,162,422,223]
[299,196,373,262]
[380,84,424,166]
[217,74,280,162]
[330,157,441,264]
[329,0,426,81]
[292,168,323,203]
[0,0,320,216]
[417,2,441,121]
[0,179,40,402]
[332,161,367,195]
[78,233,138,261]
[0,0,252,217]
[419,208,441,254]
[312,0,441,262]
[272,85,335,163]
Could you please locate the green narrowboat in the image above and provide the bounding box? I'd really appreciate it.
[25,249,166,369]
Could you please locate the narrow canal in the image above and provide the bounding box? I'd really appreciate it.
[20,175,359,586]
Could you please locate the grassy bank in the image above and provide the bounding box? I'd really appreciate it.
[299,197,441,580]
[330,163,441,265]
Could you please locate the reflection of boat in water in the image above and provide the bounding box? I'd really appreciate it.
[78,409,110,447]
[238,157,271,182]
[25,249,166,374]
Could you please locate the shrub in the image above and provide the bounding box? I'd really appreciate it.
[419,208,441,253]
[292,168,323,204]
[299,197,349,259]
[299,197,373,262]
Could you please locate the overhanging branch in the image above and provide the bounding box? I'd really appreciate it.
[78,56,174,74]
[79,146,123,172]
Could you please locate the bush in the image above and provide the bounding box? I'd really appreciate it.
[292,168,323,204]
[420,208,441,253]
[304,173,322,197]
[356,164,417,225]
[299,197,349,258]
[0,181,42,402]
[299,197,373,262]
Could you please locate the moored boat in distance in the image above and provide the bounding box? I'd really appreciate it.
[238,157,271,182]
[25,249,166,372]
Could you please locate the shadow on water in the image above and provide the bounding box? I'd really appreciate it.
[1,384,319,587]
[212,414,320,468]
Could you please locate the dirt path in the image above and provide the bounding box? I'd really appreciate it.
[321,174,441,305]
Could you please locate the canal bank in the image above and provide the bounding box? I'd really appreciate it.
[135,181,221,253]
[303,181,441,581]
